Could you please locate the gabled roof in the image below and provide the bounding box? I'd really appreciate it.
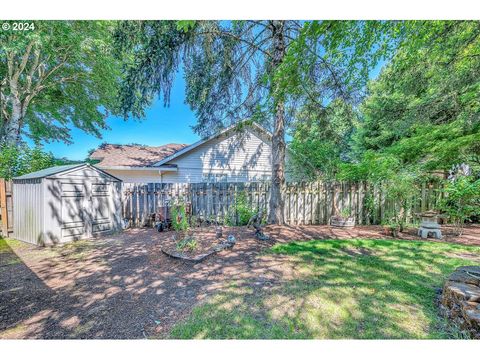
[153,121,272,167]
[14,164,85,180]
[13,163,122,181]
[89,143,188,167]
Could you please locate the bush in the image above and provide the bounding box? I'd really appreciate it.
[225,192,256,226]
[176,237,197,252]
[0,144,60,180]
[440,176,480,235]
[171,199,189,232]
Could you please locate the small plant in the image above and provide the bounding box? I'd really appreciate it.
[339,207,352,219]
[171,199,189,232]
[176,237,197,252]
[381,217,401,237]
[225,191,256,226]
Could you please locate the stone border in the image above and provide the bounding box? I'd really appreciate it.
[161,242,233,262]
[441,266,480,339]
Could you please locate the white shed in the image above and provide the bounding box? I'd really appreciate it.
[12,163,122,245]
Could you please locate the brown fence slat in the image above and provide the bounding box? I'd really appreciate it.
[0,179,13,236]
[121,181,444,227]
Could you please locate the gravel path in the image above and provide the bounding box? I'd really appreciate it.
[1,224,479,339]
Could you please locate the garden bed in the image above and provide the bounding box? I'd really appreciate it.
[159,228,236,262]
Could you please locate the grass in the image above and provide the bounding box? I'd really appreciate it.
[170,238,480,339]
[0,237,96,268]
[0,237,24,267]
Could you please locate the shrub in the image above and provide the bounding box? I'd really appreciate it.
[0,144,58,180]
[440,176,480,235]
[176,237,197,252]
[171,199,189,232]
[225,191,256,226]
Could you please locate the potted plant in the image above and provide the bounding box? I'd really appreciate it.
[382,218,400,237]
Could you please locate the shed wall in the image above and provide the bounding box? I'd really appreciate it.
[13,180,44,245]
[14,165,122,246]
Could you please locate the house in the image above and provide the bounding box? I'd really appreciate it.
[89,122,274,183]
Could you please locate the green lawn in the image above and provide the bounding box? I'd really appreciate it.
[170,239,480,339]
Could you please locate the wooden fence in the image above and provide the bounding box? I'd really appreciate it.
[122,181,444,227]
[0,179,13,236]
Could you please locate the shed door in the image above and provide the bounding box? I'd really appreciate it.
[90,182,112,236]
[60,181,87,240]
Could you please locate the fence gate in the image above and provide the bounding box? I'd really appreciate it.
[0,179,13,236]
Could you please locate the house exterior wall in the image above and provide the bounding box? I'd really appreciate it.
[104,169,162,183]
[105,127,273,184]
[163,128,272,183]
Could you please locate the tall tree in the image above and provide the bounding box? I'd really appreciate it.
[356,21,480,173]
[0,21,120,146]
[288,99,357,181]
[114,20,393,224]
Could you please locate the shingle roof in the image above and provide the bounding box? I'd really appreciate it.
[13,164,84,180]
[89,143,188,167]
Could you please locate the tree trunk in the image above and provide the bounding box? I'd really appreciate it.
[267,21,286,225]
[1,77,23,147]
[1,100,22,146]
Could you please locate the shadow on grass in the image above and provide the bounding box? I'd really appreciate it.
[170,239,480,339]
[1,233,479,339]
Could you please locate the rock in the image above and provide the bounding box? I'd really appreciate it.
[441,266,480,339]
[443,281,480,304]
[448,266,480,286]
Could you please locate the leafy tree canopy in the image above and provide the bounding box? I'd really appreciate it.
[114,20,396,223]
[0,143,74,180]
[355,20,480,175]
[0,21,121,146]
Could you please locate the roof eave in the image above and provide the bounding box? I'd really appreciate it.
[98,165,178,172]
[152,121,272,167]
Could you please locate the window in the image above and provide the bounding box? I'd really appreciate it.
[202,173,228,183]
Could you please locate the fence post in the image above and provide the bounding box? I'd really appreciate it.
[0,179,9,236]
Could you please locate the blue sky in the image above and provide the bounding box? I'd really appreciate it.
[33,60,386,162]
[31,74,200,161]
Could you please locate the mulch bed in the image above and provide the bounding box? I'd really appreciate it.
[159,228,237,262]
[264,224,480,247]
[1,224,479,339]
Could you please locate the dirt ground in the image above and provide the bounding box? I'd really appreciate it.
[1,224,479,339]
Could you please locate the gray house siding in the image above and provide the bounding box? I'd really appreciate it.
[162,127,272,183]
[105,126,273,184]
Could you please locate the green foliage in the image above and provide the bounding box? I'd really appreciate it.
[356,21,480,173]
[339,207,352,218]
[225,192,256,226]
[170,239,480,339]
[114,20,395,137]
[176,21,196,33]
[337,150,401,183]
[171,200,189,232]
[0,144,58,180]
[176,237,197,252]
[440,176,480,235]
[0,21,121,145]
[288,99,357,181]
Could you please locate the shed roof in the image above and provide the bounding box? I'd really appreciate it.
[14,164,85,180]
[13,163,122,181]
